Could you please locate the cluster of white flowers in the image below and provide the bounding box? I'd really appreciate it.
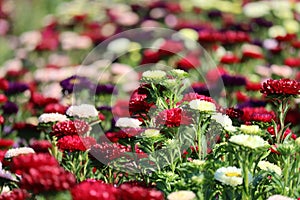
[211,113,236,132]
[142,70,167,81]
[115,117,142,128]
[189,100,216,112]
[38,113,68,123]
[66,104,98,118]
[214,166,243,187]
[5,147,35,158]
[143,129,160,138]
[167,190,196,200]
[258,161,282,176]
[267,195,295,200]
[229,134,269,149]
[240,125,260,135]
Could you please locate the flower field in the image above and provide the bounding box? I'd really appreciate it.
[0,0,300,199]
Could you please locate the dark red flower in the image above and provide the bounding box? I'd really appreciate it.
[51,120,90,137]
[241,107,275,123]
[119,183,164,200]
[11,153,59,174]
[0,94,7,104]
[140,50,160,65]
[29,140,52,153]
[242,49,264,59]
[179,92,216,105]
[106,128,142,142]
[225,107,243,119]
[156,108,192,128]
[176,55,200,71]
[112,100,130,117]
[158,40,184,56]
[30,92,58,107]
[246,82,261,91]
[267,126,297,140]
[261,79,300,96]
[0,115,4,125]
[36,27,59,51]
[0,78,9,91]
[57,135,96,152]
[0,189,31,200]
[71,181,119,200]
[129,87,154,119]
[89,142,130,163]
[220,54,240,64]
[236,91,249,102]
[0,139,14,149]
[198,30,222,43]
[44,103,67,114]
[20,165,76,194]
[284,57,300,68]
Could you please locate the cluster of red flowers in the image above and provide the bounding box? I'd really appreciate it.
[71,181,164,200]
[10,153,76,194]
[261,79,300,97]
[57,135,96,152]
[51,120,90,137]
[241,107,276,123]
[0,189,30,200]
[156,108,192,128]
[89,142,130,162]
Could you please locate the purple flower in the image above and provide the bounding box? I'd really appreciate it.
[221,74,246,87]
[237,99,267,109]
[97,106,112,111]
[95,84,117,95]
[5,82,29,95]
[253,18,273,28]
[60,75,94,94]
[207,10,222,18]
[2,101,18,115]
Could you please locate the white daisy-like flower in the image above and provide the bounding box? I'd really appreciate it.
[143,129,160,138]
[167,190,196,200]
[169,69,188,79]
[189,100,216,112]
[38,113,68,123]
[267,195,295,200]
[211,113,236,132]
[142,70,166,81]
[66,104,98,118]
[214,166,243,187]
[191,159,205,166]
[240,125,260,135]
[229,134,269,149]
[243,2,270,18]
[5,147,35,159]
[258,161,282,176]
[115,117,142,128]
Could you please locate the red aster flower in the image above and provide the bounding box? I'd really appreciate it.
[176,55,200,71]
[220,53,240,64]
[0,189,31,200]
[236,91,249,102]
[119,184,164,200]
[140,50,160,65]
[57,135,96,152]
[29,140,52,153]
[129,87,154,119]
[20,165,76,194]
[0,150,7,162]
[284,57,300,68]
[89,142,130,163]
[112,100,130,117]
[246,81,261,91]
[36,27,59,51]
[106,128,143,142]
[51,120,91,137]
[180,92,216,104]
[0,139,14,149]
[71,181,119,200]
[158,40,184,56]
[241,107,275,123]
[261,79,300,97]
[225,107,243,119]
[267,126,297,140]
[198,30,222,43]
[10,153,58,174]
[30,92,58,107]
[0,78,9,91]
[44,103,67,114]
[156,108,192,128]
[0,94,7,104]
[242,50,264,59]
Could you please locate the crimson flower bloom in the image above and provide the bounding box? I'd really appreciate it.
[284,57,300,68]
[57,135,96,152]
[241,107,275,123]
[71,181,119,200]
[267,126,297,140]
[261,79,300,97]
[119,184,164,200]
[51,120,90,137]
[20,166,76,194]
[0,189,30,200]
[156,108,192,128]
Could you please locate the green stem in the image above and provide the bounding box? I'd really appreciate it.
[283,156,290,196]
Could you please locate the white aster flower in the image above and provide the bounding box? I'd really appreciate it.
[268,25,286,38]
[189,100,216,112]
[66,104,98,118]
[214,166,243,187]
[167,190,196,200]
[5,147,35,159]
[142,70,166,81]
[240,125,260,135]
[115,117,142,128]
[243,2,270,18]
[191,159,205,166]
[267,195,295,200]
[229,134,269,149]
[143,129,160,138]
[258,161,282,176]
[38,113,68,123]
[211,113,236,132]
[169,69,188,79]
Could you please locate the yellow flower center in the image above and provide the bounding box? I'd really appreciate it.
[225,172,241,177]
[70,79,80,84]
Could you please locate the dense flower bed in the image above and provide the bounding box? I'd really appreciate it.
[0,0,300,199]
